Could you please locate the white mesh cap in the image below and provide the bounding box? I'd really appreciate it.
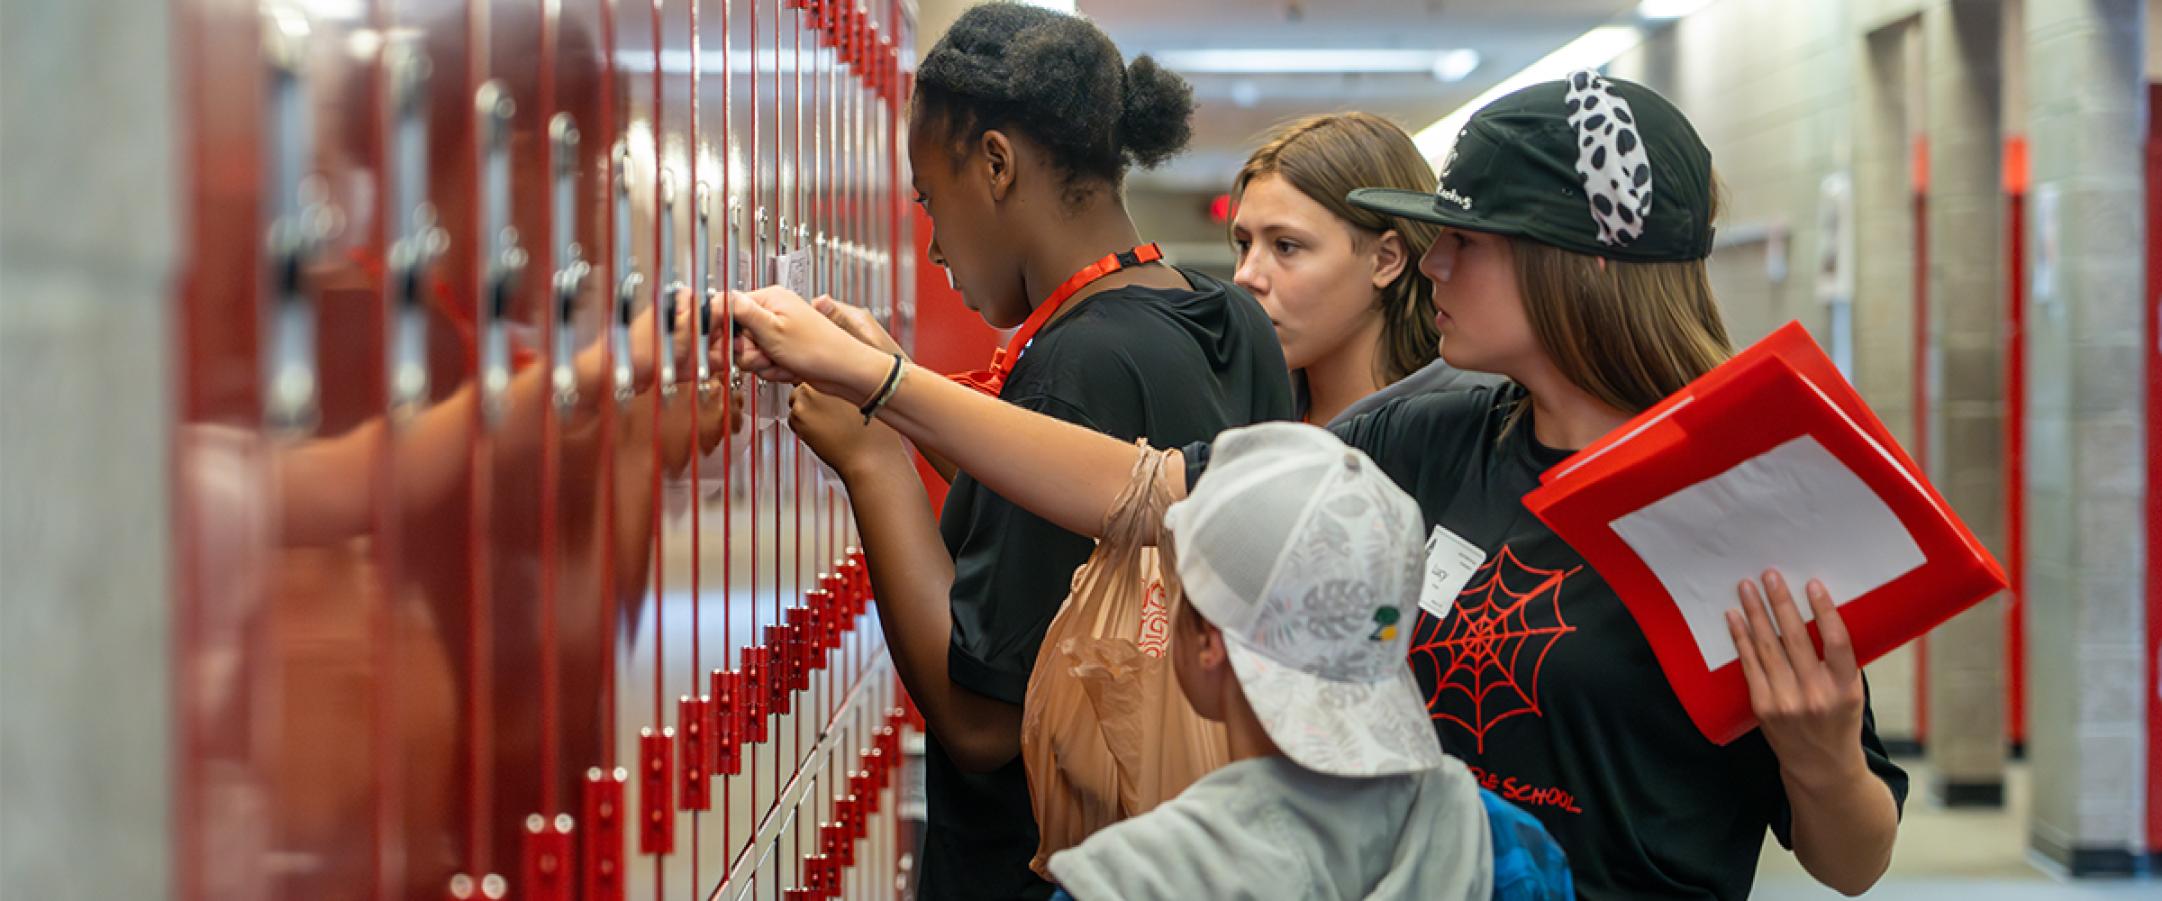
[1163,422,1444,777]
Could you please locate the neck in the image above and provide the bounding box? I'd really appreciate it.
[1300,316,1388,424]
[1017,198,1163,318]
[1515,363,1632,451]
[1220,684,1282,764]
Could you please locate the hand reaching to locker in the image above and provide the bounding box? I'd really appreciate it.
[725,286,894,405]
[789,383,906,478]
[809,295,907,361]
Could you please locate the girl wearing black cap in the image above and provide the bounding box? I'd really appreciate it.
[733,71,1903,899]
[768,5,1290,899]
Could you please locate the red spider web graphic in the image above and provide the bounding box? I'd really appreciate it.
[1410,545,1580,753]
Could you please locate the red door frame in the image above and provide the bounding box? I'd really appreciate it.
[2004,135,2028,753]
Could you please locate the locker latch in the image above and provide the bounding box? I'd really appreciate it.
[581,766,627,901]
[765,624,793,715]
[710,667,743,775]
[677,695,710,810]
[521,813,574,901]
[638,727,674,855]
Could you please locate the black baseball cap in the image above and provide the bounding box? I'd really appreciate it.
[1350,70,1715,262]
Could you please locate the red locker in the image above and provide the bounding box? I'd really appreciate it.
[174,0,916,897]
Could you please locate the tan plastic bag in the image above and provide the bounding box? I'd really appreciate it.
[1020,442,1229,877]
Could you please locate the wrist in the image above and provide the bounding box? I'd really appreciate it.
[1779,746,1871,798]
[833,434,907,482]
[835,343,892,405]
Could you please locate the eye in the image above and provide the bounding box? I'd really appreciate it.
[1232,238,1251,258]
[1274,239,1299,256]
[911,192,929,208]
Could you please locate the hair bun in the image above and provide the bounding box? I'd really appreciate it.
[1118,55,1194,170]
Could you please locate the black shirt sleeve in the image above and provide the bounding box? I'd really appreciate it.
[1767,673,1911,849]
[1185,387,1499,501]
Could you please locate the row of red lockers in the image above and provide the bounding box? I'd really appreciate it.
[171,0,928,899]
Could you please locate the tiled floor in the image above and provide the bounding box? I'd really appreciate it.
[1752,762,2155,899]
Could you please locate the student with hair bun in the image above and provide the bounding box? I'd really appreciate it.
[773,5,1291,899]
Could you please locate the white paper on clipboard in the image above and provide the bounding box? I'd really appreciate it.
[1608,434,1926,671]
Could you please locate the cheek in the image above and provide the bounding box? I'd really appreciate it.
[1274,255,1372,357]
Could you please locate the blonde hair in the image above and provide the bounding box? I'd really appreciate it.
[1233,113,1440,384]
[1507,180,1733,415]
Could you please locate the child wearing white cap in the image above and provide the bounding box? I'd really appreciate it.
[1045,422,1562,900]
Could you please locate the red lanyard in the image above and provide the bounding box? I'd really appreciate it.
[947,243,1164,397]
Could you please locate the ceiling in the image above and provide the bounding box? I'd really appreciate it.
[1076,0,1646,190]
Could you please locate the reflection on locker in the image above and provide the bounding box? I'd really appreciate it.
[172,1,921,898]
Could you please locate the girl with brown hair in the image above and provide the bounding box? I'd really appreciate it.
[1230,112,1497,425]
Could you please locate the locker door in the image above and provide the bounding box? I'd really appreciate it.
[647,0,709,889]
[598,0,670,891]
[524,2,635,900]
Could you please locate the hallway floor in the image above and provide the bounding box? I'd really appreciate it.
[1753,761,2155,899]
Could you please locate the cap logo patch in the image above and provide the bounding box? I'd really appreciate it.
[1370,606,1400,642]
[1564,69,1653,246]
[1433,143,1473,210]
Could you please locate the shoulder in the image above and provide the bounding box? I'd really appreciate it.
[1332,381,1521,457]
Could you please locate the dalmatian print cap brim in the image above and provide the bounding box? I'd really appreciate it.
[1348,70,1716,263]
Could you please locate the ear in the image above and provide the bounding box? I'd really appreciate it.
[1195,619,1230,672]
[979,129,1016,202]
[1370,229,1409,292]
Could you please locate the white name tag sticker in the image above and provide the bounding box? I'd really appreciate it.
[777,250,814,298]
[1418,525,1488,620]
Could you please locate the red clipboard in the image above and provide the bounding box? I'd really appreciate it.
[1523,322,2006,744]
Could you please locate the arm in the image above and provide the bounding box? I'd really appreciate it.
[788,384,1022,771]
[1729,572,1899,895]
[278,290,692,545]
[727,286,1169,540]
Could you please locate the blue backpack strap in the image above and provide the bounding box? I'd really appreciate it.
[1480,788,1576,901]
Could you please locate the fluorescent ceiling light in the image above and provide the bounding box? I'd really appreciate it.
[1022,0,1078,13]
[1412,26,1644,163]
[1154,48,1482,82]
[1637,0,1712,20]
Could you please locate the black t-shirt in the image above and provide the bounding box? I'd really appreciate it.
[918,268,1292,901]
[1184,382,1909,901]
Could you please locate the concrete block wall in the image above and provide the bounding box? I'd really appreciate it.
[1922,0,2010,802]
[2020,0,2150,873]
[0,0,179,897]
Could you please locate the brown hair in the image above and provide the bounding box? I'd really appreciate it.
[1508,179,1733,415]
[1233,113,1440,384]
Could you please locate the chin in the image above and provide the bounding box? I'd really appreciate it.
[1438,343,1495,375]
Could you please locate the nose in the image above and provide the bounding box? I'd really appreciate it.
[1232,247,1267,297]
[1420,235,1457,284]
[926,235,947,269]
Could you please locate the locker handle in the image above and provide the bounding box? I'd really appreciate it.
[261,19,336,433]
[656,168,679,396]
[693,182,714,388]
[610,147,640,402]
[548,114,583,410]
[476,80,522,424]
[387,42,438,414]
